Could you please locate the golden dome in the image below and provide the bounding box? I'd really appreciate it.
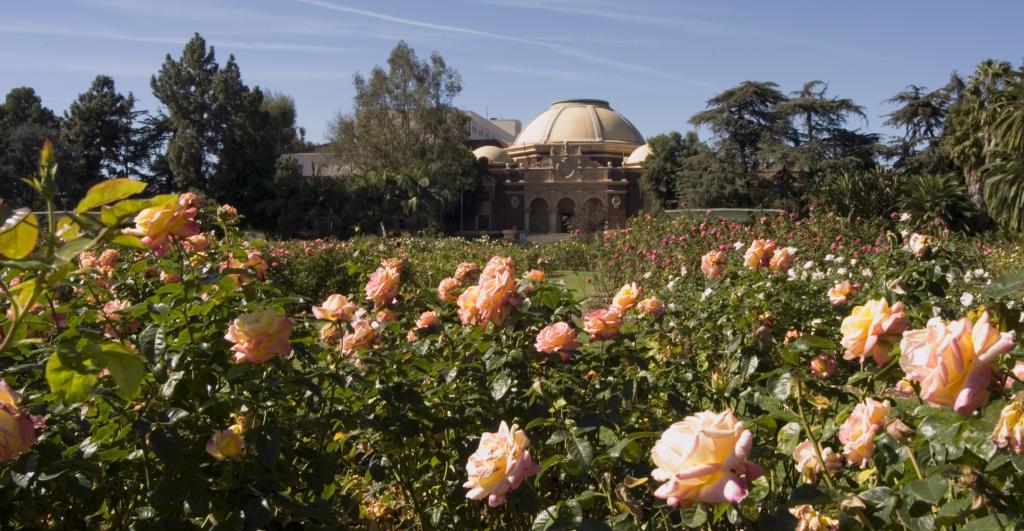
[472,145,511,165]
[623,144,651,167]
[512,99,644,147]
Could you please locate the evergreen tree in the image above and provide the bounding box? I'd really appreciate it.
[689,81,788,171]
[262,92,309,154]
[0,87,62,207]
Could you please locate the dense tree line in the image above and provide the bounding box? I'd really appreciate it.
[640,61,1024,231]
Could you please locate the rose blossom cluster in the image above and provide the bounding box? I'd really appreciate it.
[581,282,662,341]
[743,239,797,272]
[449,257,524,328]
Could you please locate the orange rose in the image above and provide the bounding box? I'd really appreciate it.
[768,246,796,271]
[610,282,642,315]
[700,250,727,278]
[341,318,378,355]
[838,398,890,467]
[457,285,481,325]
[437,277,461,303]
[454,262,480,283]
[365,262,401,309]
[415,310,439,330]
[743,239,776,270]
[992,400,1024,455]
[828,280,854,305]
[130,194,201,257]
[475,256,517,326]
[463,421,539,507]
[225,310,293,363]
[524,269,545,282]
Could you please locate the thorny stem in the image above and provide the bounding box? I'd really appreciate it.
[794,380,835,490]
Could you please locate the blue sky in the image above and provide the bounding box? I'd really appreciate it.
[3,0,1023,144]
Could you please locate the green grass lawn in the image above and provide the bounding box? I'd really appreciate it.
[548,270,605,301]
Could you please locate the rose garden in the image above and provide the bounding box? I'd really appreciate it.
[0,145,1020,530]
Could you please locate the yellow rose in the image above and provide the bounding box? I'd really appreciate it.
[131,195,201,257]
[312,294,358,322]
[743,239,776,270]
[206,424,244,460]
[224,310,293,364]
[610,282,642,315]
[992,400,1024,455]
[840,298,908,366]
[463,421,539,507]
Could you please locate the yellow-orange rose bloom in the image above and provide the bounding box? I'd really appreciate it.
[840,298,908,365]
[415,310,439,330]
[463,421,540,507]
[437,277,461,303]
[206,424,244,460]
[908,233,929,257]
[454,262,480,283]
[457,285,481,325]
[312,294,357,322]
[131,195,201,257]
[743,239,776,270]
[525,269,545,282]
[610,282,642,315]
[900,312,1015,416]
[838,398,890,468]
[992,400,1024,454]
[476,256,517,326]
[341,318,378,355]
[0,380,39,463]
[828,280,854,305]
[364,263,401,309]
[650,410,763,507]
[225,310,293,364]
[790,505,839,531]
[700,250,727,278]
[636,296,665,317]
[584,308,622,340]
[792,440,840,483]
[768,246,796,271]
[534,322,580,358]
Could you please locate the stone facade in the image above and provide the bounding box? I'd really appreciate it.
[471,99,648,235]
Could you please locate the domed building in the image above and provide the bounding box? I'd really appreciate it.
[470,99,649,235]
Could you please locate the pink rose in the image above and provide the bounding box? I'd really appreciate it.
[475,256,517,326]
[415,310,439,330]
[341,318,378,355]
[365,262,401,309]
[793,440,840,483]
[900,312,1015,416]
[312,294,358,322]
[636,296,665,318]
[700,250,727,278]
[0,380,40,463]
[828,280,854,305]
[463,421,539,507]
[584,308,622,341]
[534,322,580,359]
[454,262,480,283]
[225,310,293,363]
[838,398,890,468]
[992,400,1024,454]
[457,285,481,325]
[840,299,908,366]
[769,247,796,271]
[437,277,461,303]
[650,410,763,507]
[809,355,836,380]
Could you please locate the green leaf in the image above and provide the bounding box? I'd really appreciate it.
[0,207,30,233]
[904,475,947,505]
[109,234,147,250]
[490,372,512,400]
[771,372,794,402]
[776,422,801,455]
[567,432,594,473]
[679,505,707,528]
[0,211,38,259]
[55,215,80,240]
[532,505,560,531]
[96,343,146,400]
[46,351,99,403]
[99,194,177,226]
[75,178,147,213]
[985,269,1024,299]
[56,237,92,262]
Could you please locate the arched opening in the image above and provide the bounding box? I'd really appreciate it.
[578,197,606,234]
[556,197,576,233]
[528,198,550,234]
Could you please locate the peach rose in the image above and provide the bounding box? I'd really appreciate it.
[78,251,98,270]
[535,322,580,358]
[769,246,796,271]
[701,250,727,279]
[130,194,201,257]
[365,262,401,309]
[840,299,908,365]
[206,424,244,460]
[896,379,916,397]
[789,505,839,531]
[341,318,378,355]
[828,280,854,305]
[454,262,480,283]
[650,410,763,507]
[524,269,545,282]
[159,271,181,284]
[438,277,461,303]
[319,322,341,344]
[219,204,238,219]
[838,398,890,467]
[992,400,1024,454]
[899,312,1015,416]
[476,256,517,326]
[97,249,118,270]
[375,309,397,324]
[809,355,836,380]
[743,239,776,270]
[584,308,622,341]
[457,285,481,325]
[793,440,840,483]
[0,380,39,463]
[636,296,664,318]
[415,310,439,330]
[463,421,539,507]
[225,310,293,364]
[312,294,358,322]
[183,233,210,253]
[610,282,642,315]
[246,251,268,280]
[908,233,929,257]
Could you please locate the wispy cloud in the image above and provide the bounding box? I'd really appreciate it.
[483,64,608,85]
[461,0,717,29]
[0,23,358,54]
[294,0,717,89]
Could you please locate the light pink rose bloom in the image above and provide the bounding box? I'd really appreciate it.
[365,262,401,309]
[246,251,268,280]
[584,308,622,341]
[838,398,890,468]
[908,233,929,257]
[1009,360,1024,389]
[476,256,517,326]
[610,282,642,315]
[743,239,776,270]
[896,379,916,397]
[312,294,357,322]
[463,421,539,507]
[129,195,201,257]
[206,424,244,460]
[793,440,840,483]
[900,312,1015,416]
[650,410,763,507]
[375,309,397,324]
[769,247,796,271]
[636,296,665,318]
[183,233,210,253]
[700,250,727,279]
[828,280,854,305]
[97,249,118,270]
[840,299,908,366]
[789,505,839,531]
[225,310,294,363]
[159,271,181,284]
[415,310,439,330]
[0,380,40,463]
[454,262,480,283]
[992,400,1024,454]
[457,285,481,325]
[341,318,378,355]
[437,277,461,303]
[219,204,238,218]
[535,322,580,359]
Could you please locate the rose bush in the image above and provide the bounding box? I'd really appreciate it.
[0,145,1023,528]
